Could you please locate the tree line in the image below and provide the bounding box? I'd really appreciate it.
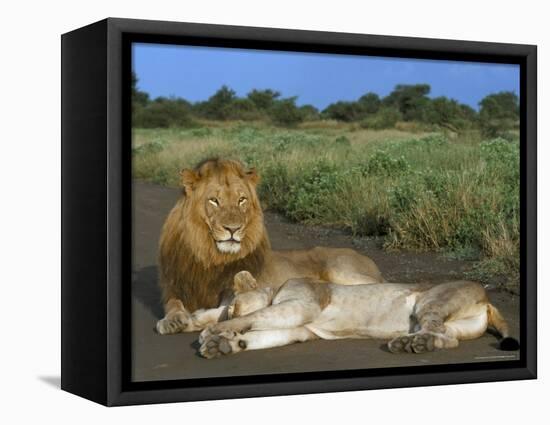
[132,72,519,136]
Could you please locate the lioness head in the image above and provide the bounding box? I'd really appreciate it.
[180,158,265,260]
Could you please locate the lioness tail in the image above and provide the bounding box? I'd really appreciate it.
[487,303,520,351]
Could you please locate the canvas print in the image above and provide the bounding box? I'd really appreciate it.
[131,43,520,382]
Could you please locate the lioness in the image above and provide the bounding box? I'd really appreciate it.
[198,271,519,358]
[157,158,383,335]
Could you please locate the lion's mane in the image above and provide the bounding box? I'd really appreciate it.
[158,158,271,312]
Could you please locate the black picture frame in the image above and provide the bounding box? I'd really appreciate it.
[61,17,537,406]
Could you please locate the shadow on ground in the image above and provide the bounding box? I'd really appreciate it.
[134,265,163,319]
[38,376,61,389]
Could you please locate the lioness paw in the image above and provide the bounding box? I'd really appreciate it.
[198,326,214,345]
[410,333,435,353]
[198,324,223,344]
[388,333,435,354]
[156,310,192,335]
[388,335,413,353]
[199,331,244,359]
[198,323,236,344]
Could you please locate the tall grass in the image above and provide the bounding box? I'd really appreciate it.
[133,123,519,290]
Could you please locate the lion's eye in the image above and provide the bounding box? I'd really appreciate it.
[238,197,247,205]
[209,198,219,207]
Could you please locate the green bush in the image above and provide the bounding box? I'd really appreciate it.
[133,99,195,128]
[322,101,363,122]
[285,161,344,221]
[198,85,237,120]
[188,127,214,138]
[270,98,305,127]
[132,139,167,155]
[257,162,293,211]
[334,136,351,147]
[299,104,320,121]
[358,92,381,114]
[479,92,519,137]
[361,107,402,129]
[424,97,477,130]
[247,89,281,110]
[382,84,431,121]
[361,151,410,176]
[227,98,263,121]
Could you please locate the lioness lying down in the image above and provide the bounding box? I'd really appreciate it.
[199,271,519,358]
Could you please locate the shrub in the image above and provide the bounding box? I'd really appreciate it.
[334,136,351,147]
[285,161,344,221]
[199,85,237,120]
[394,121,429,133]
[479,91,519,137]
[322,101,363,122]
[382,84,431,121]
[424,97,477,130]
[357,92,381,114]
[257,162,292,210]
[299,104,320,121]
[132,138,167,155]
[188,127,214,138]
[415,133,448,147]
[227,98,262,121]
[479,118,518,138]
[270,98,305,127]
[361,107,402,129]
[361,151,410,176]
[131,71,150,106]
[247,89,281,110]
[133,99,195,128]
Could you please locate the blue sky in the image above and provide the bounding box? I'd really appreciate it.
[133,43,519,111]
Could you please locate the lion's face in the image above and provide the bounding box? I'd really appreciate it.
[202,175,255,254]
[180,159,265,259]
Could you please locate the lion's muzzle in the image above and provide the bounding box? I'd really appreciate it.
[214,224,245,253]
[216,240,242,254]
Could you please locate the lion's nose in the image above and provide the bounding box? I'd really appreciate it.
[223,224,242,235]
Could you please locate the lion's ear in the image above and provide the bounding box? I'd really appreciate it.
[180,169,200,193]
[245,167,260,186]
[233,271,258,294]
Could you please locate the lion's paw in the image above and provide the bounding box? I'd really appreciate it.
[199,330,245,359]
[156,310,192,335]
[388,333,435,354]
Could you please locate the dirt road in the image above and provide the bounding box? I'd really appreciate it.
[132,181,520,382]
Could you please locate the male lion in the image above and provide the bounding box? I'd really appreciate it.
[198,271,520,358]
[156,158,384,335]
